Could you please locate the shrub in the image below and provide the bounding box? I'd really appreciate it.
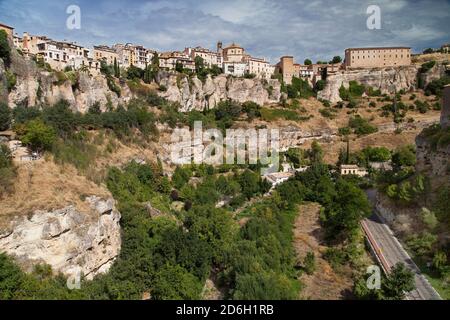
[0,102,12,131]
[20,119,57,152]
[314,80,326,92]
[107,76,121,97]
[319,108,336,119]
[5,70,16,92]
[348,116,378,136]
[420,61,436,73]
[0,144,16,197]
[0,30,11,67]
[303,252,316,275]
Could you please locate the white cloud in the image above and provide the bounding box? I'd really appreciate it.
[0,0,448,63]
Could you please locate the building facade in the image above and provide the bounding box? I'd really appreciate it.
[93,45,118,65]
[0,23,14,38]
[344,47,411,69]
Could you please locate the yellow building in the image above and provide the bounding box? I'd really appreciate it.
[344,47,411,69]
[222,43,245,63]
[0,22,14,38]
[93,45,118,65]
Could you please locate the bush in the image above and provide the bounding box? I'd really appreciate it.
[20,119,57,152]
[0,102,11,131]
[0,30,11,67]
[314,80,326,92]
[420,61,436,73]
[0,144,16,197]
[348,116,378,136]
[303,252,316,275]
[319,108,336,119]
[5,70,16,92]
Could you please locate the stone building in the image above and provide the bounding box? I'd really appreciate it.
[93,45,118,65]
[184,46,222,68]
[0,22,14,38]
[340,164,368,177]
[276,56,296,84]
[344,47,411,69]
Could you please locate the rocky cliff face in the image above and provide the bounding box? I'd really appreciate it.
[157,71,281,112]
[318,66,419,103]
[0,196,121,280]
[0,46,132,112]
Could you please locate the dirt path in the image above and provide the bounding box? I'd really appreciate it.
[294,203,354,300]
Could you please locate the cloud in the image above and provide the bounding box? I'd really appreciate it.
[0,0,448,64]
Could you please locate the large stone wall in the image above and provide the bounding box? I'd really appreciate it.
[0,196,121,280]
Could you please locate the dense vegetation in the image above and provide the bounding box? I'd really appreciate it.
[0,29,11,67]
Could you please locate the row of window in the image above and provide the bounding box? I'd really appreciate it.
[351,54,410,60]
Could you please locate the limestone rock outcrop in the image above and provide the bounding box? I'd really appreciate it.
[157,72,281,112]
[1,46,132,112]
[317,66,419,103]
[0,196,121,280]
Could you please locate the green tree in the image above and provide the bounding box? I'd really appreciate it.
[331,56,342,64]
[175,62,184,73]
[309,141,324,164]
[382,263,415,300]
[304,59,312,65]
[0,30,11,67]
[194,56,205,73]
[392,145,416,169]
[0,102,12,131]
[432,251,447,274]
[152,264,202,300]
[21,119,57,152]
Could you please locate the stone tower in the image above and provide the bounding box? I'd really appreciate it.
[441,84,450,129]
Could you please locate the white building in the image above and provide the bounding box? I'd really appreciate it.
[185,46,222,68]
[340,164,368,177]
[223,61,247,77]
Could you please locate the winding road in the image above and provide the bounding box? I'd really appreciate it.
[363,190,442,300]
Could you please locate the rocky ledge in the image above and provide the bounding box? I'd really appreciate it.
[0,196,121,280]
[157,71,282,112]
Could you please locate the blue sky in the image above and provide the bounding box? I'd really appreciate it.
[0,0,449,64]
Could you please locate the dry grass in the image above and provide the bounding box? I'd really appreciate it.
[0,159,110,228]
[294,203,354,300]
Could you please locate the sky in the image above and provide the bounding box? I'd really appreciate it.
[0,0,449,64]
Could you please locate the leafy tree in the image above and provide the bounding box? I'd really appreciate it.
[392,145,416,169]
[152,264,202,300]
[331,56,342,64]
[172,166,192,189]
[308,141,324,164]
[127,65,144,80]
[382,263,415,300]
[0,30,11,67]
[314,79,326,92]
[20,119,56,152]
[304,59,312,65]
[175,62,184,73]
[432,251,447,274]
[0,102,12,131]
[349,116,378,136]
[194,56,205,73]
